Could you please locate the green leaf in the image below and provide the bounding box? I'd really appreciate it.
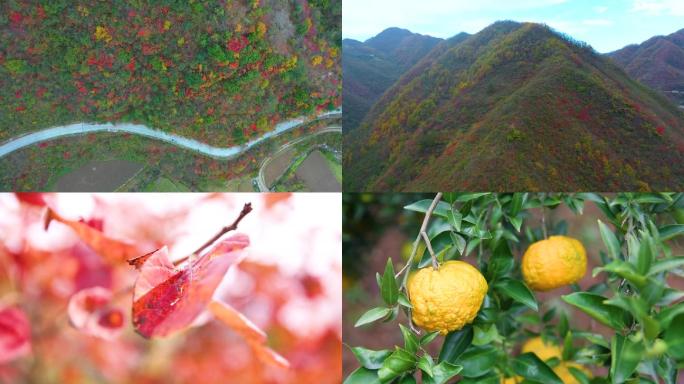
[487,242,514,281]
[561,292,628,330]
[450,232,466,255]
[567,366,590,384]
[562,330,573,360]
[399,324,419,354]
[459,345,498,378]
[593,260,647,289]
[422,361,463,384]
[659,225,684,241]
[398,293,413,308]
[512,353,562,384]
[634,194,669,204]
[495,279,538,311]
[455,193,490,202]
[649,256,684,276]
[377,348,416,382]
[420,331,440,346]
[448,209,463,232]
[658,302,684,329]
[381,259,399,306]
[558,311,569,338]
[458,372,499,384]
[610,334,642,382]
[344,367,381,384]
[438,325,473,363]
[636,236,653,275]
[417,354,434,377]
[404,200,451,218]
[664,314,684,360]
[355,307,391,327]
[510,193,525,216]
[472,324,500,346]
[597,220,621,260]
[350,347,393,370]
[397,375,417,384]
[604,296,659,340]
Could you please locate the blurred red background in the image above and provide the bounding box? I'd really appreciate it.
[0,193,341,384]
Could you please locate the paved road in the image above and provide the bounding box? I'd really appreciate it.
[0,110,341,159]
[256,125,341,191]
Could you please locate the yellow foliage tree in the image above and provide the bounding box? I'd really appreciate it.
[94,26,112,43]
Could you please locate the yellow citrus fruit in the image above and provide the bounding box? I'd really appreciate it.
[522,336,562,361]
[407,260,488,334]
[500,376,521,384]
[522,236,587,291]
[521,337,592,384]
[554,362,592,384]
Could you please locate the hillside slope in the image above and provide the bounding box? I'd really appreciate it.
[609,28,684,107]
[342,28,444,131]
[344,21,684,191]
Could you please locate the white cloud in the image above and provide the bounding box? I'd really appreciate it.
[632,0,684,16]
[594,6,609,14]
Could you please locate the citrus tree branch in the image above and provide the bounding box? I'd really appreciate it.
[396,193,443,281]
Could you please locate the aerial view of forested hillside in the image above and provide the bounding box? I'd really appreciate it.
[0,0,341,191]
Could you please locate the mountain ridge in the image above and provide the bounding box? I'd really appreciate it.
[344,21,684,191]
[342,28,445,131]
[609,28,684,107]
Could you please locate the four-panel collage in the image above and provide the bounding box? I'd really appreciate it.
[1,0,684,383]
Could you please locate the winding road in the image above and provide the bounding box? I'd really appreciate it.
[0,110,341,159]
[256,125,341,191]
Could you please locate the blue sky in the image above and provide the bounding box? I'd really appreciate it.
[343,0,684,52]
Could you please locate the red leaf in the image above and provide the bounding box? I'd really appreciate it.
[44,208,140,264]
[68,287,125,340]
[9,12,22,25]
[131,234,249,338]
[0,307,31,363]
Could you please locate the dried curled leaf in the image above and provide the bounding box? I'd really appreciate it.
[131,234,249,338]
[209,300,290,369]
[44,208,139,264]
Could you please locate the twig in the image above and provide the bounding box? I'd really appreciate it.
[394,193,442,334]
[541,205,548,239]
[396,193,443,281]
[173,202,253,266]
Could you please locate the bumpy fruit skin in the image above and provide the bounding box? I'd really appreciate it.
[521,337,592,384]
[407,260,488,335]
[522,236,587,291]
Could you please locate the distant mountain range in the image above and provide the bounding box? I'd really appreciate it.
[342,28,446,131]
[344,21,684,191]
[609,28,684,108]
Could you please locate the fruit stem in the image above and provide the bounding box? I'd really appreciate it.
[541,205,548,239]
